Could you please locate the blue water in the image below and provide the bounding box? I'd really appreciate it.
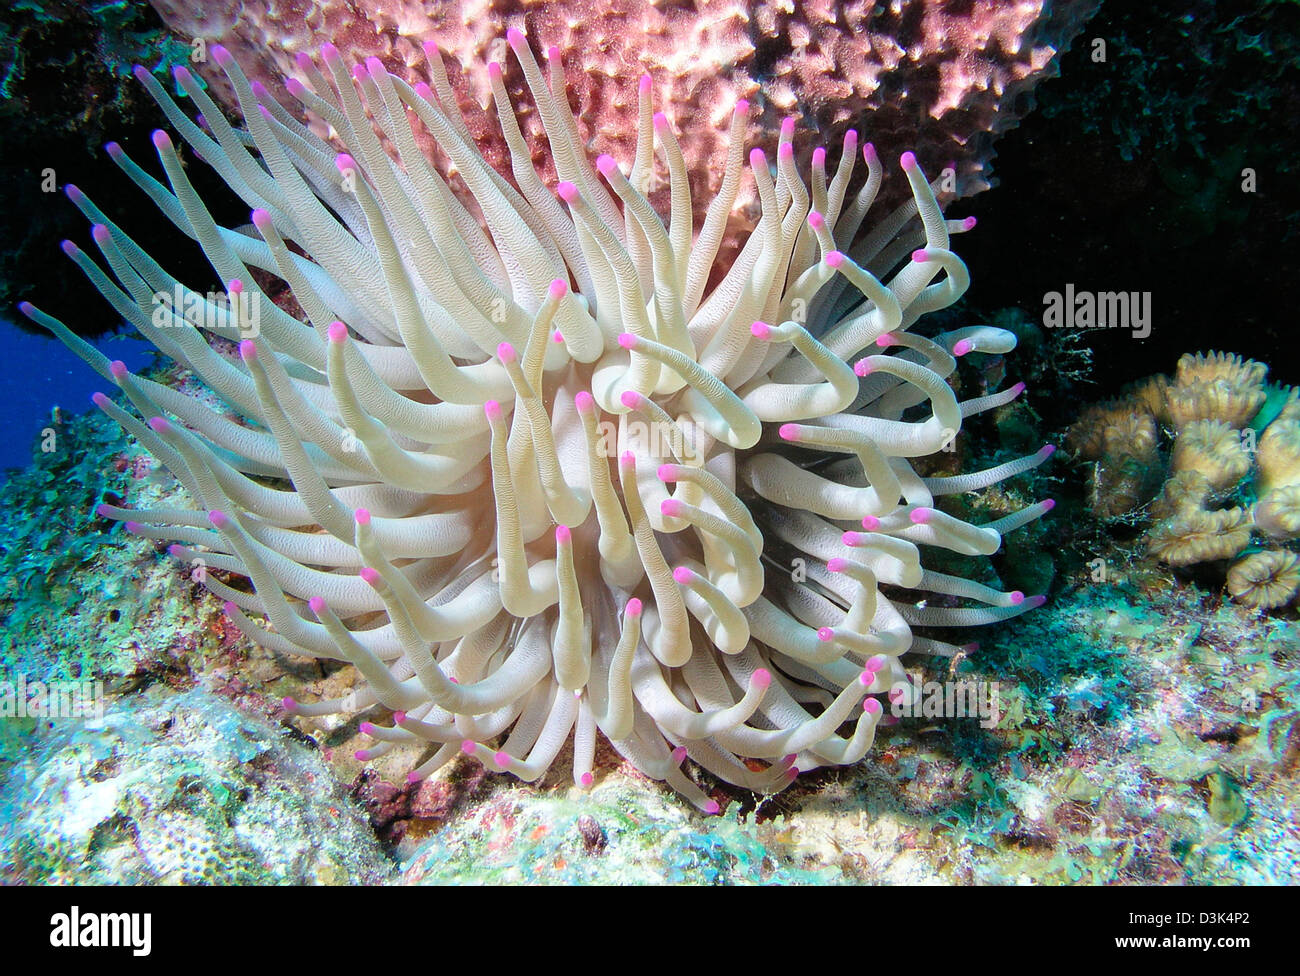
[0,319,155,481]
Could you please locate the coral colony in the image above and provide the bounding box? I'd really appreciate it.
[20,32,1054,812]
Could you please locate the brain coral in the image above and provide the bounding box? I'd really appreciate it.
[1070,351,1300,611]
[23,32,1053,811]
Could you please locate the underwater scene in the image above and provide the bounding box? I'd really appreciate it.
[0,0,1296,894]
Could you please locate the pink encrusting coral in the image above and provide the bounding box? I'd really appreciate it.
[25,31,1053,811]
[147,0,1099,265]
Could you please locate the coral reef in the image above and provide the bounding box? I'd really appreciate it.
[1070,351,1300,609]
[24,31,1056,813]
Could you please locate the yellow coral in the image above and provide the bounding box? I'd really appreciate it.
[1170,419,1250,491]
[1253,485,1300,539]
[1226,550,1300,610]
[1148,507,1253,566]
[1166,351,1267,429]
[1257,417,1300,496]
[1151,469,1213,520]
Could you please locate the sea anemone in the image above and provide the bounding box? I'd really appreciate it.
[20,34,1053,811]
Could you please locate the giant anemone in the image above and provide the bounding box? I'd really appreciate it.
[21,32,1053,812]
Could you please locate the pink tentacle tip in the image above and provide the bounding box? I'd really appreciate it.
[1011,381,1027,396]
[460,739,477,756]
[750,321,772,340]
[389,711,407,726]
[406,771,422,784]
[778,423,801,441]
[307,596,327,616]
[207,510,229,529]
[812,147,827,168]
[780,117,796,139]
[853,358,873,377]
[661,498,685,519]
[862,514,881,530]
[358,722,374,735]
[285,77,306,99]
[866,655,887,673]
[496,341,516,362]
[912,249,930,263]
[749,147,767,168]
[91,223,111,245]
[639,73,652,95]
[548,278,568,300]
[544,45,562,62]
[703,800,722,816]
[282,697,298,712]
[239,340,257,361]
[864,698,883,715]
[95,502,113,517]
[227,276,244,294]
[506,27,526,46]
[147,416,170,433]
[91,392,109,408]
[752,669,772,690]
[672,566,692,584]
[124,521,141,535]
[555,524,571,544]
[824,250,844,269]
[952,338,973,357]
[653,111,669,129]
[131,64,149,82]
[580,772,594,787]
[555,180,578,202]
[620,390,641,409]
[876,333,897,348]
[657,464,677,482]
[351,64,367,83]
[151,129,172,150]
[222,601,238,616]
[827,557,848,573]
[671,746,688,764]
[17,301,36,319]
[620,450,636,467]
[574,390,595,412]
[353,750,371,762]
[251,208,272,230]
[786,767,800,782]
[1041,443,1057,457]
[552,330,564,343]
[626,598,643,617]
[414,82,434,101]
[817,627,835,643]
[65,184,83,202]
[494,751,512,768]
[354,507,371,526]
[1029,594,1048,608]
[899,150,918,170]
[807,211,825,230]
[327,321,347,343]
[862,142,878,164]
[60,240,79,258]
[734,98,749,116]
[841,531,860,547]
[487,61,502,81]
[616,332,637,350]
[962,216,978,230]
[778,142,794,161]
[844,129,858,149]
[1010,591,1026,605]
[595,154,620,178]
[211,44,232,66]
[909,507,933,524]
[320,42,340,61]
[1042,498,1057,512]
[166,544,183,559]
[109,360,128,379]
[360,567,380,585]
[335,153,356,173]
[250,81,269,99]
[104,141,123,158]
